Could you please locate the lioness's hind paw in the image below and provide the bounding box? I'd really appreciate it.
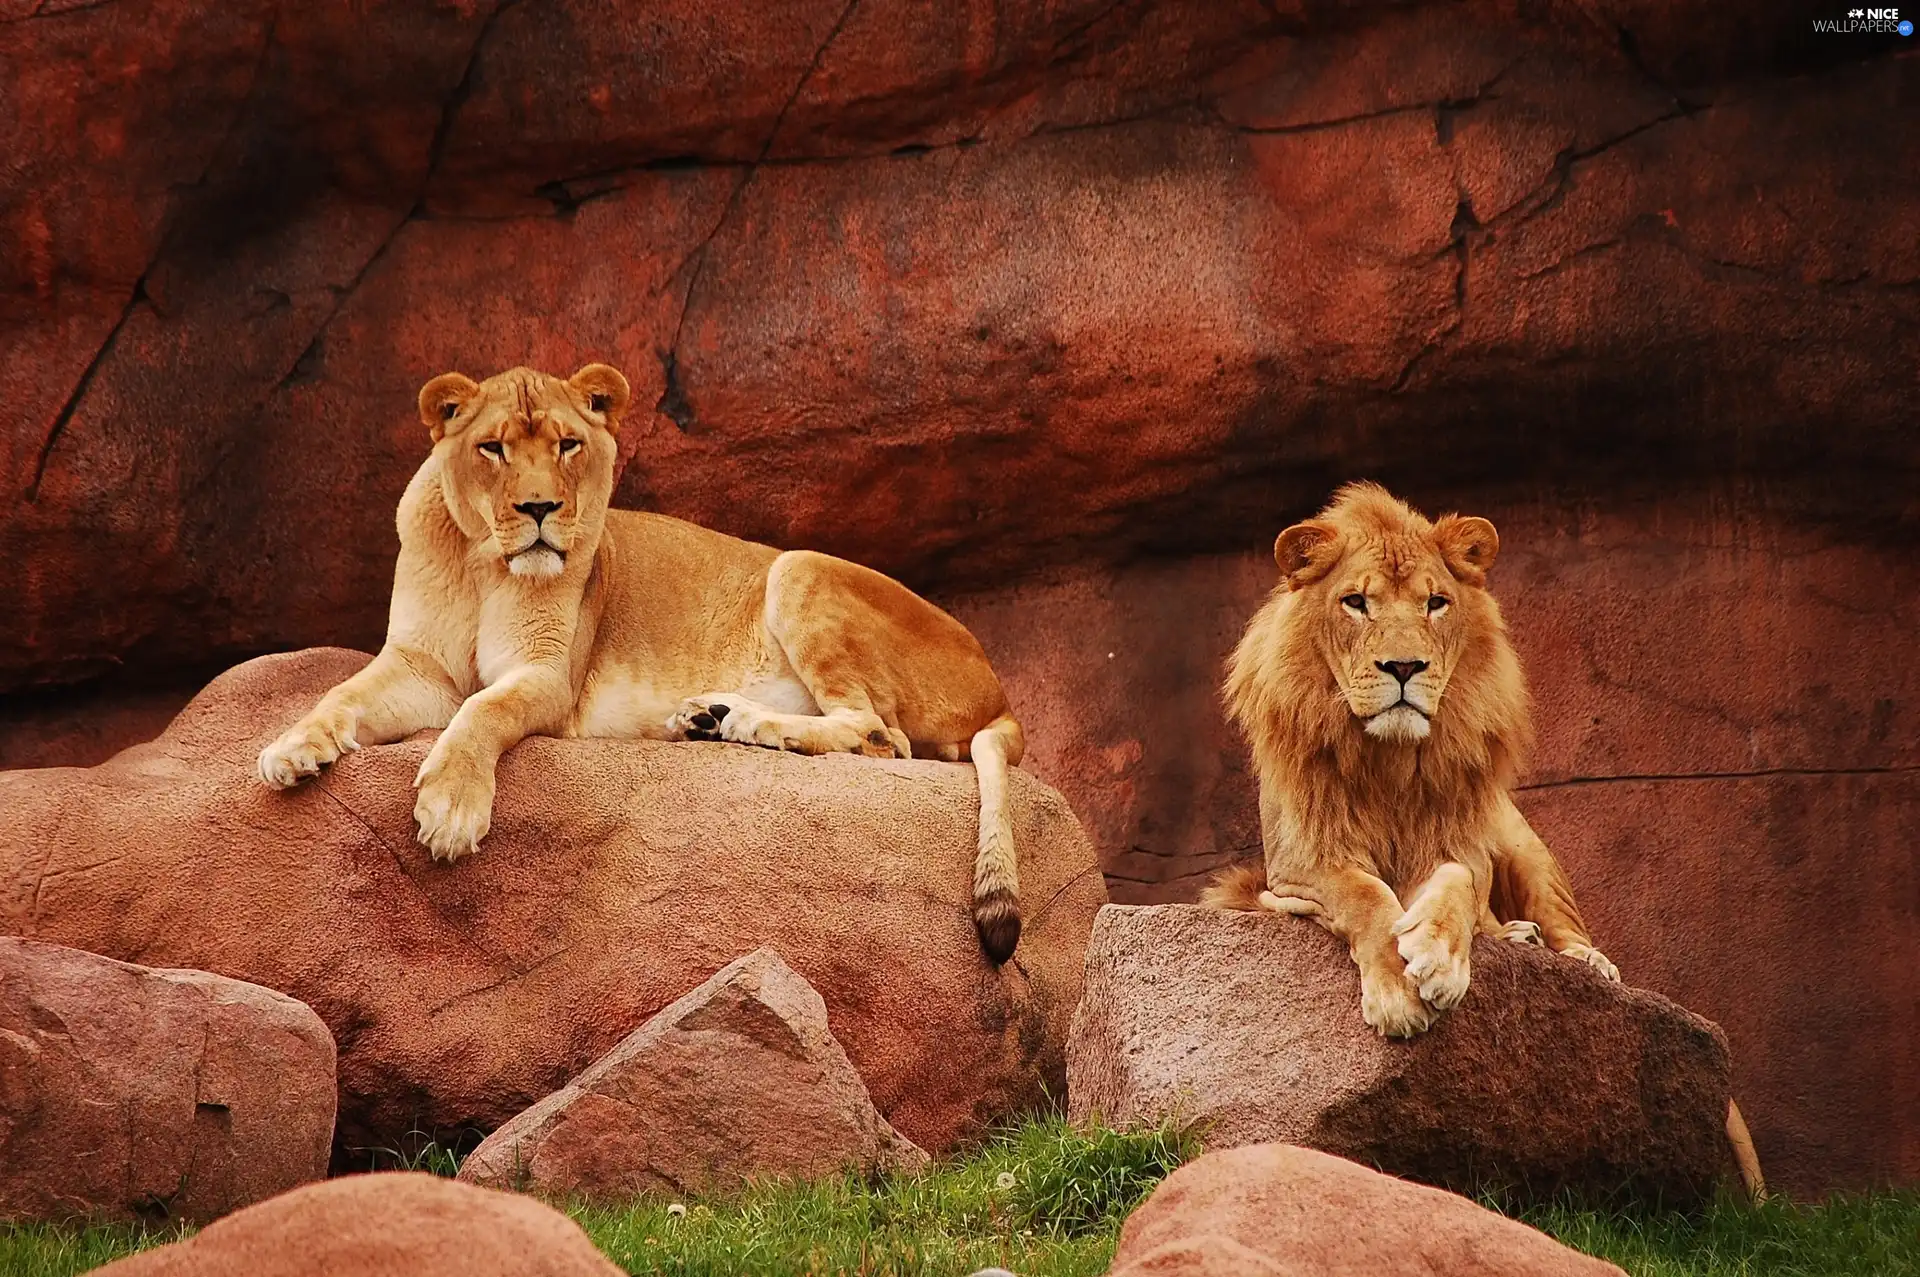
[668,696,735,742]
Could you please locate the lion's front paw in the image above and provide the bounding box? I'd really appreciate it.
[412,753,495,863]
[1359,965,1434,1038]
[257,711,359,789]
[1559,942,1621,983]
[1393,914,1472,1011]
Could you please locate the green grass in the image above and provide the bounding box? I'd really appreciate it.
[3,1119,1916,1277]
[572,1117,1194,1277]
[1522,1190,1920,1277]
[0,1222,191,1277]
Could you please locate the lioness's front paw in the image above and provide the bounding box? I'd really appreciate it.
[1559,942,1621,983]
[412,754,494,863]
[1360,966,1434,1038]
[1393,915,1472,1011]
[257,712,359,789]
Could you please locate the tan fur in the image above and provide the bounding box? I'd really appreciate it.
[257,364,1028,963]
[1210,482,1528,1037]
[1205,481,1764,1196]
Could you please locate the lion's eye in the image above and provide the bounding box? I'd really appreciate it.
[558,438,582,455]
[1427,595,1450,614]
[1340,594,1368,614]
[477,440,504,458]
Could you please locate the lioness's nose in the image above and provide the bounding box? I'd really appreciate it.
[1378,659,1428,684]
[515,500,562,525]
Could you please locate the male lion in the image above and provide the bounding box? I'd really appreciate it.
[1203,481,1764,1196]
[256,363,1029,962]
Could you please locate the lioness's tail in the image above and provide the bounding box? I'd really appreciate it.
[971,713,1025,965]
[1200,861,1267,910]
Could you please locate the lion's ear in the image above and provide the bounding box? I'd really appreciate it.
[1273,520,1340,589]
[1436,514,1500,584]
[569,363,631,427]
[419,372,479,442]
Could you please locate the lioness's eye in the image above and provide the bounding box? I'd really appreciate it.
[1341,594,1368,614]
[1427,595,1450,614]
[558,438,582,455]
[477,440,504,458]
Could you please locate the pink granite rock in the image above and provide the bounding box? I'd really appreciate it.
[459,948,928,1199]
[0,937,335,1224]
[1108,1143,1624,1276]
[1068,904,1732,1203]
[89,1173,622,1277]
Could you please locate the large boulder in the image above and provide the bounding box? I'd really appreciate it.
[459,948,928,1199]
[0,937,335,1224]
[1068,904,1732,1204]
[89,1172,622,1277]
[0,649,1106,1155]
[1107,1143,1624,1277]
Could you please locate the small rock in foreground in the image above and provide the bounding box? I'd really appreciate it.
[1108,1143,1625,1277]
[87,1172,621,1276]
[460,948,929,1199]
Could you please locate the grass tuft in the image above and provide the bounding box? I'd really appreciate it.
[3,1118,1916,1277]
[570,1115,1195,1277]
[0,1221,190,1277]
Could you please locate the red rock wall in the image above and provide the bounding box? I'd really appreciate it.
[3,0,1915,1197]
[4,2,1913,687]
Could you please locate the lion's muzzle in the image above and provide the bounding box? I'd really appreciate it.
[1356,657,1439,742]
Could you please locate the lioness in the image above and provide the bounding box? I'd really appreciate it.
[1204,481,1764,1195]
[256,363,1028,963]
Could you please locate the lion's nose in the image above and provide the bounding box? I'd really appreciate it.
[1378,659,1428,684]
[514,500,563,525]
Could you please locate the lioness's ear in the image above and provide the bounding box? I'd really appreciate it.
[1435,515,1499,585]
[419,372,479,442]
[569,363,631,426]
[1274,520,1340,589]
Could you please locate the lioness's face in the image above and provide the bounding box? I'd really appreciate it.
[1276,512,1500,745]
[417,364,632,579]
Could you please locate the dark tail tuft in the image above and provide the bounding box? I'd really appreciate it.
[974,887,1022,964]
[1199,861,1267,911]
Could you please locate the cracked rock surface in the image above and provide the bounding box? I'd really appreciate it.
[459,948,929,1199]
[2,1,1912,692]
[0,649,1106,1156]
[0,936,336,1225]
